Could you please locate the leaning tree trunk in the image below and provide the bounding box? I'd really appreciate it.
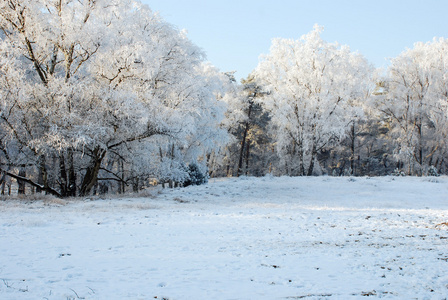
[79,147,106,197]
[237,123,249,177]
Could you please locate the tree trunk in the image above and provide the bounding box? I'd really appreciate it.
[58,150,76,197]
[18,166,26,195]
[119,160,125,194]
[1,164,11,196]
[1,179,5,195]
[236,125,248,177]
[417,122,423,176]
[244,138,250,176]
[79,147,106,197]
[36,155,47,193]
[350,122,356,175]
[299,143,305,176]
[307,156,315,176]
[59,154,68,197]
[68,149,76,197]
[307,145,316,176]
[291,140,296,176]
[0,172,6,196]
[237,102,253,177]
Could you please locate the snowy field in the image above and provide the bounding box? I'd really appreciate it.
[0,176,447,300]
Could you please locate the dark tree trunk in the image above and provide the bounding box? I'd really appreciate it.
[307,145,316,176]
[1,164,11,196]
[1,178,5,195]
[0,172,6,196]
[350,122,356,175]
[119,160,125,194]
[37,155,47,193]
[307,157,315,176]
[237,125,248,177]
[79,147,106,197]
[68,149,77,197]
[416,122,423,176]
[244,138,250,176]
[59,154,68,197]
[18,166,26,195]
[58,150,76,197]
[237,102,253,177]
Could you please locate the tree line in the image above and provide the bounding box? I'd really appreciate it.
[212,25,448,179]
[1,1,447,197]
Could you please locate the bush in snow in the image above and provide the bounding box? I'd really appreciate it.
[184,163,208,187]
[391,168,406,176]
[427,166,440,177]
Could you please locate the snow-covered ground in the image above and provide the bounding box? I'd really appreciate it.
[0,176,447,299]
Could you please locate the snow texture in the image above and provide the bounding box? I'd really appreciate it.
[0,176,447,299]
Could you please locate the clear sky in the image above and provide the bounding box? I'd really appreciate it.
[141,0,448,80]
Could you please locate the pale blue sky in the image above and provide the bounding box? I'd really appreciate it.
[142,0,448,80]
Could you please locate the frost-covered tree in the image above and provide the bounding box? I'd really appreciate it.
[0,0,229,196]
[206,70,248,178]
[229,75,273,177]
[376,38,448,175]
[206,72,275,178]
[255,25,373,175]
